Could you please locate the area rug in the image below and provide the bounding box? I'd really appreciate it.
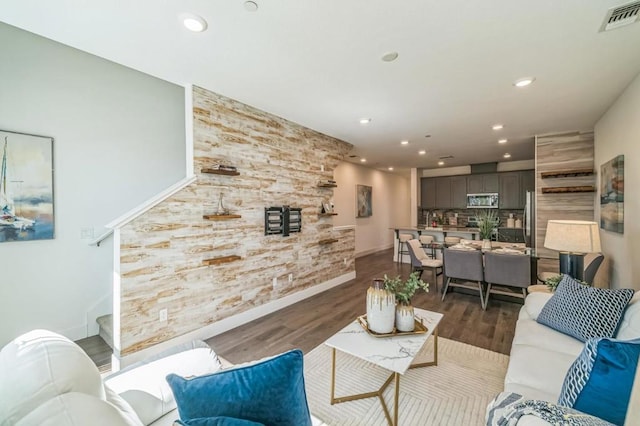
[304,337,508,426]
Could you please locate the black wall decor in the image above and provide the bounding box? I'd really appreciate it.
[264,206,302,236]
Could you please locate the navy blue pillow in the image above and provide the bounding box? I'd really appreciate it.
[176,417,264,426]
[559,337,640,425]
[537,275,634,342]
[166,349,312,426]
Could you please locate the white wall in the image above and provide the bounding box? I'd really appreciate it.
[594,71,640,290]
[0,23,186,345]
[333,162,410,257]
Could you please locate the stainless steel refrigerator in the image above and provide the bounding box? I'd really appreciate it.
[523,191,536,248]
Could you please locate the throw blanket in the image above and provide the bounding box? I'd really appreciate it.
[486,392,615,426]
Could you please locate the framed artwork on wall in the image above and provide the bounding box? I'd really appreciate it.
[356,184,372,218]
[600,154,624,234]
[0,130,55,243]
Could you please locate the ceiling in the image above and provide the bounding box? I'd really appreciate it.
[2,1,640,175]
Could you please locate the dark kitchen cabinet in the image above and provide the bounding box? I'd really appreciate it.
[467,173,498,193]
[497,228,525,243]
[435,177,451,209]
[421,178,437,208]
[450,176,468,208]
[499,172,521,209]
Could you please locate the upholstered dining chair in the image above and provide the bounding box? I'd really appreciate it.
[442,248,486,309]
[407,239,443,292]
[419,235,435,258]
[483,251,531,308]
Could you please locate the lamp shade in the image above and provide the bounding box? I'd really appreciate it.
[544,220,601,253]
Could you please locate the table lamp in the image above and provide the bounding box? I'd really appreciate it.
[543,220,601,281]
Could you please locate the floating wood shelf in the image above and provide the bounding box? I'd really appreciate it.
[202,255,242,266]
[541,186,595,194]
[203,214,242,220]
[319,238,339,245]
[201,168,240,176]
[319,213,338,216]
[317,183,337,188]
[540,169,594,179]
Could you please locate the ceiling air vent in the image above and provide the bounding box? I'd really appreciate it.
[600,1,640,32]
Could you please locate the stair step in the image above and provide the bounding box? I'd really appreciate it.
[96,314,114,350]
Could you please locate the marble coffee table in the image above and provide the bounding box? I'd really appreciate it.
[324,308,443,426]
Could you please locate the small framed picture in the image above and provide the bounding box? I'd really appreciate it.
[323,203,332,213]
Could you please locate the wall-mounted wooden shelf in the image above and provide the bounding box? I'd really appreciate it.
[203,255,242,266]
[317,183,337,188]
[541,186,595,194]
[319,238,338,245]
[201,168,240,176]
[540,169,594,179]
[319,213,338,216]
[203,214,242,220]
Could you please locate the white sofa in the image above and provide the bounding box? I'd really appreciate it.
[0,329,325,426]
[496,290,640,425]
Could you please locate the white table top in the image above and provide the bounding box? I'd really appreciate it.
[324,308,443,375]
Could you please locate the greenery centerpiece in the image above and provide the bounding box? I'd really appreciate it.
[383,272,429,332]
[544,274,589,292]
[476,209,498,241]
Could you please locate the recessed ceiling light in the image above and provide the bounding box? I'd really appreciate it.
[492,124,504,130]
[498,139,508,144]
[360,158,367,162]
[514,77,535,87]
[424,134,432,138]
[503,153,511,158]
[244,1,259,12]
[438,161,445,166]
[400,140,409,145]
[182,13,208,32]
[388,167,394,171]
[419,150,426,155]
[381,52,399,62]
[359,118,371,124]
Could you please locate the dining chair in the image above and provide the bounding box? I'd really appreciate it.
[419,235,435,258]
[442,248,486,309]
[483,251,531,308]
[407,239,443,292]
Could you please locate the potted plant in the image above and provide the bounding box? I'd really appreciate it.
[544,274,589,292]
[476,209,497,249]
[383,272,429,332]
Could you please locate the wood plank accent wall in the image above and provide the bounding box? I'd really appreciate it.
[535,131,595,260]
[117,86,354,356]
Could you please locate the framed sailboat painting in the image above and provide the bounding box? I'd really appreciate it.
[0,130,54,243]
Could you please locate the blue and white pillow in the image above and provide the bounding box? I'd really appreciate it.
[559,337,640,426]
[537,275,634,342]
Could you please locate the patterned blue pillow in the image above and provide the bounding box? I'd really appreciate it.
[559,337,640,425]
[537,275,634,342]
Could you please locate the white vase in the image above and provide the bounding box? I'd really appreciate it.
[482,239,492,251]
[395,303,415,332]
[366,279,396,334]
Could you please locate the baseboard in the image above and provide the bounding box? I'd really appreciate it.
[356,243,393,258]
[113,270,356,369]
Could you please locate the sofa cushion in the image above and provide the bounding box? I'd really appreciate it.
[537,276,634,342]
[166,349,312,426]
[511,317,584,357]
[558,337,640,426]
[616,291,640,340]
[14,392,139,426]
[176,417,264,426]
[521,292,553,321]
[105,341,222,426]
[0,330,106,425]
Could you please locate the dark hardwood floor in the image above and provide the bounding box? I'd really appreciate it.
[78,248,522,369]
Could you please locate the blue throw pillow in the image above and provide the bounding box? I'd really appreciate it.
[558,337,640,425]
[537,275,634,342]
[166,349,312,426]
[176,417,264,426]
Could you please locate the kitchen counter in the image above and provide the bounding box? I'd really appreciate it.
[391,226,480,263]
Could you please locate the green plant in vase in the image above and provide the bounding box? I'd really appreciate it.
[476,209,498,241]
[383,272,429,332]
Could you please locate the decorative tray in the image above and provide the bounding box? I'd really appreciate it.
[356,314,428,338]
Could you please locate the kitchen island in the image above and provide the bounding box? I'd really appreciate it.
[391,226,481,263]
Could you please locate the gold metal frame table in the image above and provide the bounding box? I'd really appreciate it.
[324,308,444,426]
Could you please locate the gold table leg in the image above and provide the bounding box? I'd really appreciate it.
[329,326,439,426]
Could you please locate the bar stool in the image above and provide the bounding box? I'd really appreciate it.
[419,235,435,258]
[444,236,461,245]
[397,233,412,263]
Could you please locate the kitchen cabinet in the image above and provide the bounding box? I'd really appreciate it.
[421,178,436,208]
[467,173,498,193]
[450,176,467,208]
[499,172,521,209]
[435,177,451,209]
[497,228,525,243]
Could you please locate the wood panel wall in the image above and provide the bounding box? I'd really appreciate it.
[535,131,595,260]
[117,86,354,355]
